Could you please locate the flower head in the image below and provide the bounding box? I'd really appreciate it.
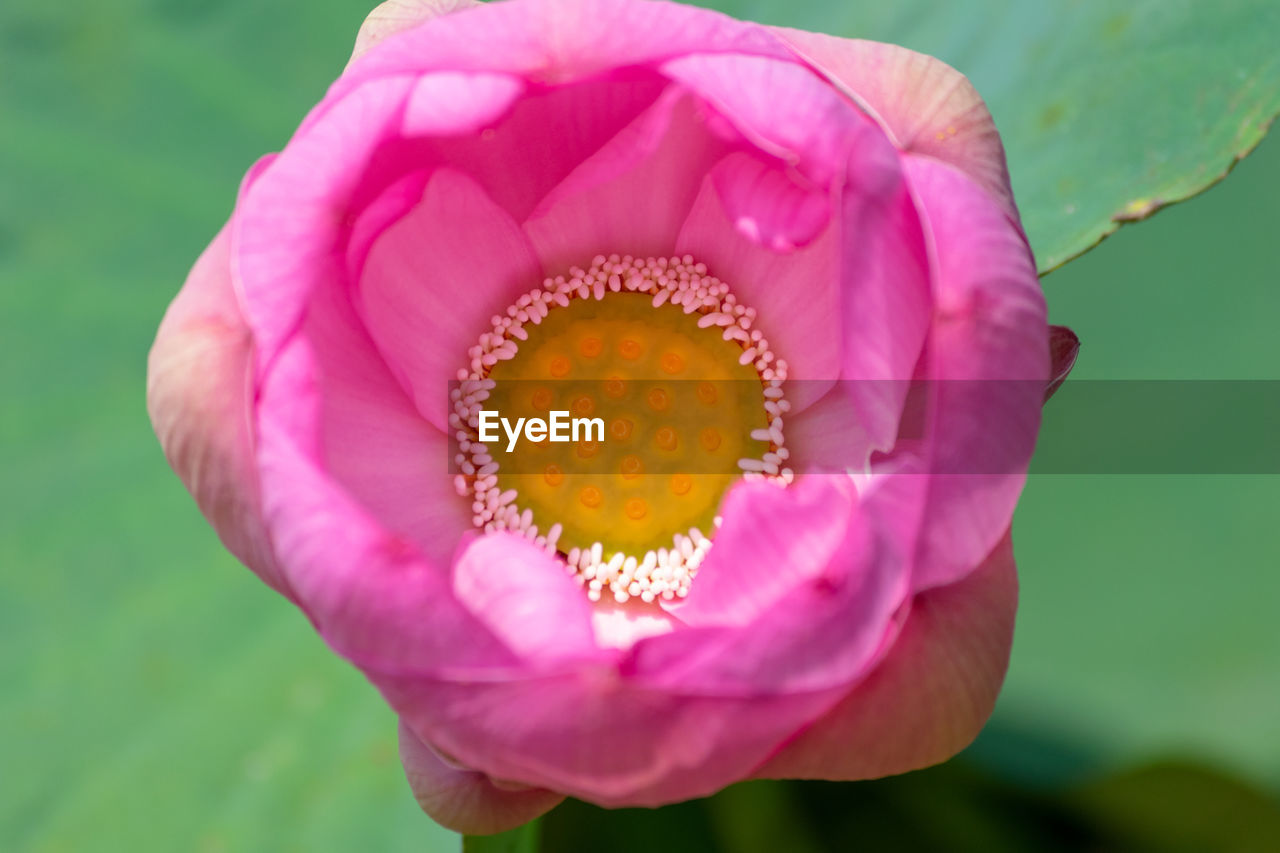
[148,0,1074,834]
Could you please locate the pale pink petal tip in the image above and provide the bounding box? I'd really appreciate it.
[349,0,481,66]
[146,223,290,600]
[772,28,1017,222]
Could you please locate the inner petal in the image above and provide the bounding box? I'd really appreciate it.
[451,254,793,605]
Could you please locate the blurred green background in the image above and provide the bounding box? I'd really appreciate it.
[2,1,1277,850]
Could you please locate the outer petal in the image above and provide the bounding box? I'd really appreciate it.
[903,156,1047,591]
[254,327,518,678]
[773,28,1017,223]
[337,0,787,95]
[754,533,1017,781]
[386,672,844,808]
[398,720,563,835]
[235,75,418,364]
[236,72,662,366]
[349,0,480,66]
[146,160,290,599]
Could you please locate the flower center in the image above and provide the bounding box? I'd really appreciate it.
[451,255,791,603]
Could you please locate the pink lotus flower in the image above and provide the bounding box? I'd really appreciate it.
[148,0,1078,834]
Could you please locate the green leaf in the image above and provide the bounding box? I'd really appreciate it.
[1071,762,1280,851]
[463,820,541,853]
[705,0,1280,272]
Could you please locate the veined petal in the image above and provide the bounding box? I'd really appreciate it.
[774,29,1018,223]
[147,223,289,598]
[385,671,843,808]
[147,156,290,599]
[398,720,563,835]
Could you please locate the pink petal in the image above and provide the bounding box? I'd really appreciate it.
[667,476,857,627]
[377,484,910,801]
[236,1,787,373]
[784,385,893,476]
[659,52,868,191]
[235,69,531,370]
[627,474,913,695]
[741,142,932,463]
[397,72,670,225]
[676,129,926,437]
[236,75,418,363]
[147,157,291,599]
[254,331,514,677]
[357,168,542,432]
[401,72,525,136]
[335,26,880,262]
[338,0,787,97]
[754,532,1017,780]
[383,670,844,808]
[398,720,563,835]
[522,88,727,273]
[828,162,932,456]
[307,264,472,569]
[343,169,432,299]
[452,533,602,665]
[707,151,832,252]
[774,29,1018,223]
[901,157,1047,591]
